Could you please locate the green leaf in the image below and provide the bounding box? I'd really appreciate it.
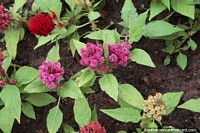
[164,57,171,66]
[15,66,39,86]
[5,26,21,60]
[35,35,52,49]
[63,124,75,133]
[148,122,158,128]
[88,11,101,21]
[144,20,184,37]
[24,78,50,93]
[73,39,86,56]
[73,97,91,127]
[100,107,141,123]
[118,131,127,133]
[188,39,197,51]
[24,93,57,107]
[13,0,26,13]
[102,30,120,44]
[119,84,144,109]
[2,56,12,72]
[178,98,200,112]
[99,74,119,101]
[0,85,21,123]
[129,11,148,43]
[163,92,183,115]
[46,42,60,62]
[60,80,84,99]
[0,107,15,133]
[22,102,36,119]
[161,0,170,9]
[85,30,120,44]
[77,69,95,87]
[121,0,138,26]
[47,106,63,133]
[34,33,59,49]
[131,48,155,67]
[171,0,195,19]
[65,0,76,10]
[69,32,80,57]
[149,0,166,20]
[91,107,98,121]
[176,53,187,70]
[84,30,103,40]
[35,0,62,18]
[81,87,95,94]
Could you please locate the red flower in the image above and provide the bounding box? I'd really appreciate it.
[28,13,55,36]
[80,121,106,133]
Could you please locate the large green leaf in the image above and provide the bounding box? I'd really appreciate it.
[5,26,21,59]
[149,0,166,20]
[99,74,119,101]
[178,98,200,112]
[131,48,155,67]
[60,80,84,99]
[144,20,184,37]
[15,66,39,86]
[176,53,187,70]
[46,42,60,62]
[163,92,183,115]
[73,97,91,127]
[77,69,95,87]
[171,0,195,19]
[0,107,15,133]
[13,0,26,13]
[24,78,50,93]
[69,32,80,57]
[88,11,101,21]
[34,0,62,18]
[119,84,144,109]
[22,102,36,119]
[34,33,59,49]
[129,11,148,43]
[65,0,76,10]
[121,0,138,26]
[161,0,170,9]
[2,56,12,72]
[47,106,63,133]
[0,85,21,123]
[24,93,57,107]
[73,39,86,56]
[85,30,120,44]
[100,107,141,123]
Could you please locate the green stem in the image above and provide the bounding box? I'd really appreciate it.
[163,11,175,21]
[57,96,61,107]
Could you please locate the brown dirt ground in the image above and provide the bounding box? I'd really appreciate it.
[0,0,200,133]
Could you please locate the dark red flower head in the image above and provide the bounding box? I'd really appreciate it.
[0,5,12,30]
[80,121,106,133]
[28,13,55,36]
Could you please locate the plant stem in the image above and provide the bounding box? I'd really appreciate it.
[57,96,61,107]
[10,63,22,68]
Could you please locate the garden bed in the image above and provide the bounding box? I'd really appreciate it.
[0,0,200,133]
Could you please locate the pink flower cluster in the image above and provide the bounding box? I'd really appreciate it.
[38,61,64,89]
[0,49,6,88]
[80,41,131,72]
[108,41,131,68]
[0,5,11,30]
[80,121,106,133]
[80,43,108,72]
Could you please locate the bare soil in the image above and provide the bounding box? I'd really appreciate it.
[1,0,200,132]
